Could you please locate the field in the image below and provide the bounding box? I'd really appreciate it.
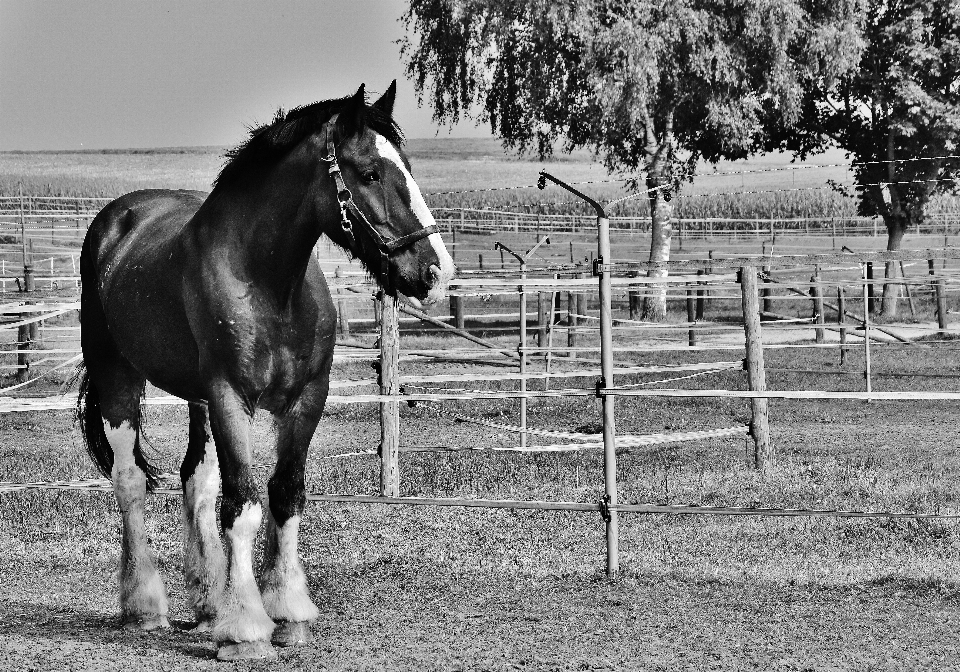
[3,144,960,670]
[4,140,959,220]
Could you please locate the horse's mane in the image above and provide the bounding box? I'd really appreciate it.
[214,92,404,189]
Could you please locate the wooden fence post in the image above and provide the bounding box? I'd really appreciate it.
[695,268,706,320]
[578,284,588,332]
[936,278,949,336]
[761,266,773,318]
[334,267,350,338]
[838,286,847,366]
[451,294,465,330]
[16,188,35,384]
[899,261,916,318]
[379,292,400,497]
[537,292,549,348]
[567,284,579,359]
[16,269,35,384]
[544,277,558,389]
[866,261,876,314]
[811,268,825,344]
[739,267,772,470]
[686,284,697,346]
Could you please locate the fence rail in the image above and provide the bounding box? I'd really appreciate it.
[4,197,960,238]
[2,246,960,577]
[431,207,960,238]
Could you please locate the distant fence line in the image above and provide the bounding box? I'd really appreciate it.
[431,208,960,238]
[3,196,960,239]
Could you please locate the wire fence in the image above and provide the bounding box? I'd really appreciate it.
[4,185,960,575]
[5,196,960,239]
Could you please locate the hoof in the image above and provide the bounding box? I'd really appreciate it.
[216,640,277,662]
[272,620,313,647]
[123,615,170,631]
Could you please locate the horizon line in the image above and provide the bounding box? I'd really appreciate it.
[0,136,512,154]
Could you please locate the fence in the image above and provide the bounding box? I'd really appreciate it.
[5,195,960,239]
[431,207,960,239]
[5,192,960,577]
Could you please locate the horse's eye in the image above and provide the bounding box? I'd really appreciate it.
[362,170,380,183]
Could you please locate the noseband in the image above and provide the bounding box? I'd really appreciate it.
[320,130,438,292]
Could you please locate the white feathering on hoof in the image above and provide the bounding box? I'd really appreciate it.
[212,502,276,644]
[259,515,320,623]
[182,432,226,623]
[107,420,169,626]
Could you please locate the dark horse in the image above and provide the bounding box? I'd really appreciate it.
[77,83,454,661]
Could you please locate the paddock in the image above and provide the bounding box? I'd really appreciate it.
[4,195,960,666]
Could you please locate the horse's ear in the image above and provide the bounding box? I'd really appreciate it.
[342,84,367,131]
[372,80,397,117]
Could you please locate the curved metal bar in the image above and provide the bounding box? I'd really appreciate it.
[538,171,606,219]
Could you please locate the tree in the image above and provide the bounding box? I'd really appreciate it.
[765,0,960,318]
[401,0,861,319]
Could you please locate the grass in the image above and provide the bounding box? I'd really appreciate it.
[3,334,960,668]
[5,315,960,576]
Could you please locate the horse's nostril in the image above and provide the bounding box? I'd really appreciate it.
[428,264,442,285]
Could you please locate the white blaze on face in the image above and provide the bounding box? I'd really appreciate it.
[375,134,455,303]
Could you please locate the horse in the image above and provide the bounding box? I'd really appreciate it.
[76,82,455,661]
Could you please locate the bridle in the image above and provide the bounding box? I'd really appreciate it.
[319,119,438,290]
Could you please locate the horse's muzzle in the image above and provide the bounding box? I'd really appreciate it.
[422,262,454,305]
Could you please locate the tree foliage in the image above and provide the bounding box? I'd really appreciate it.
[766,0,960,315]
[402,0,859,176]
[769,0,960,224]
[400,0,861,318]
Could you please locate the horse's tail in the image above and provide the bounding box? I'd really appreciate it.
[76,365,161,491]
[76,363,114,481]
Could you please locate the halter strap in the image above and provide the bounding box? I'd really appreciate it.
[321,136,438,255]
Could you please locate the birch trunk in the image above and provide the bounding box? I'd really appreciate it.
[880,215,907,319]
[641,187,673,321]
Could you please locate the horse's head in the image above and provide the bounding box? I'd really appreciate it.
[318,83,455,308]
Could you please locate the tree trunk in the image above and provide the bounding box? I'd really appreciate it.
[641,188,673,321]
[880,215,907,319]
[628,271,642,319]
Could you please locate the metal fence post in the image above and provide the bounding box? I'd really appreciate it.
[538,171,619,576]
[597,214,619,575]
[862,264,872,396]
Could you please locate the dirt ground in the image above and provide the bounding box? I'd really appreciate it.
[3,558,960,672]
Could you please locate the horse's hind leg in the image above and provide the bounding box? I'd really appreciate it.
[180,402,226,630]
[260,388,326,646]
[96,366,169,630]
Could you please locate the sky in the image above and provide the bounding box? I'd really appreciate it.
[0,0,490,150]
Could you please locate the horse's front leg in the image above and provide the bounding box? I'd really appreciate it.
[260,389,326,646]
[206,384,276,662]
[180,402,226,631]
